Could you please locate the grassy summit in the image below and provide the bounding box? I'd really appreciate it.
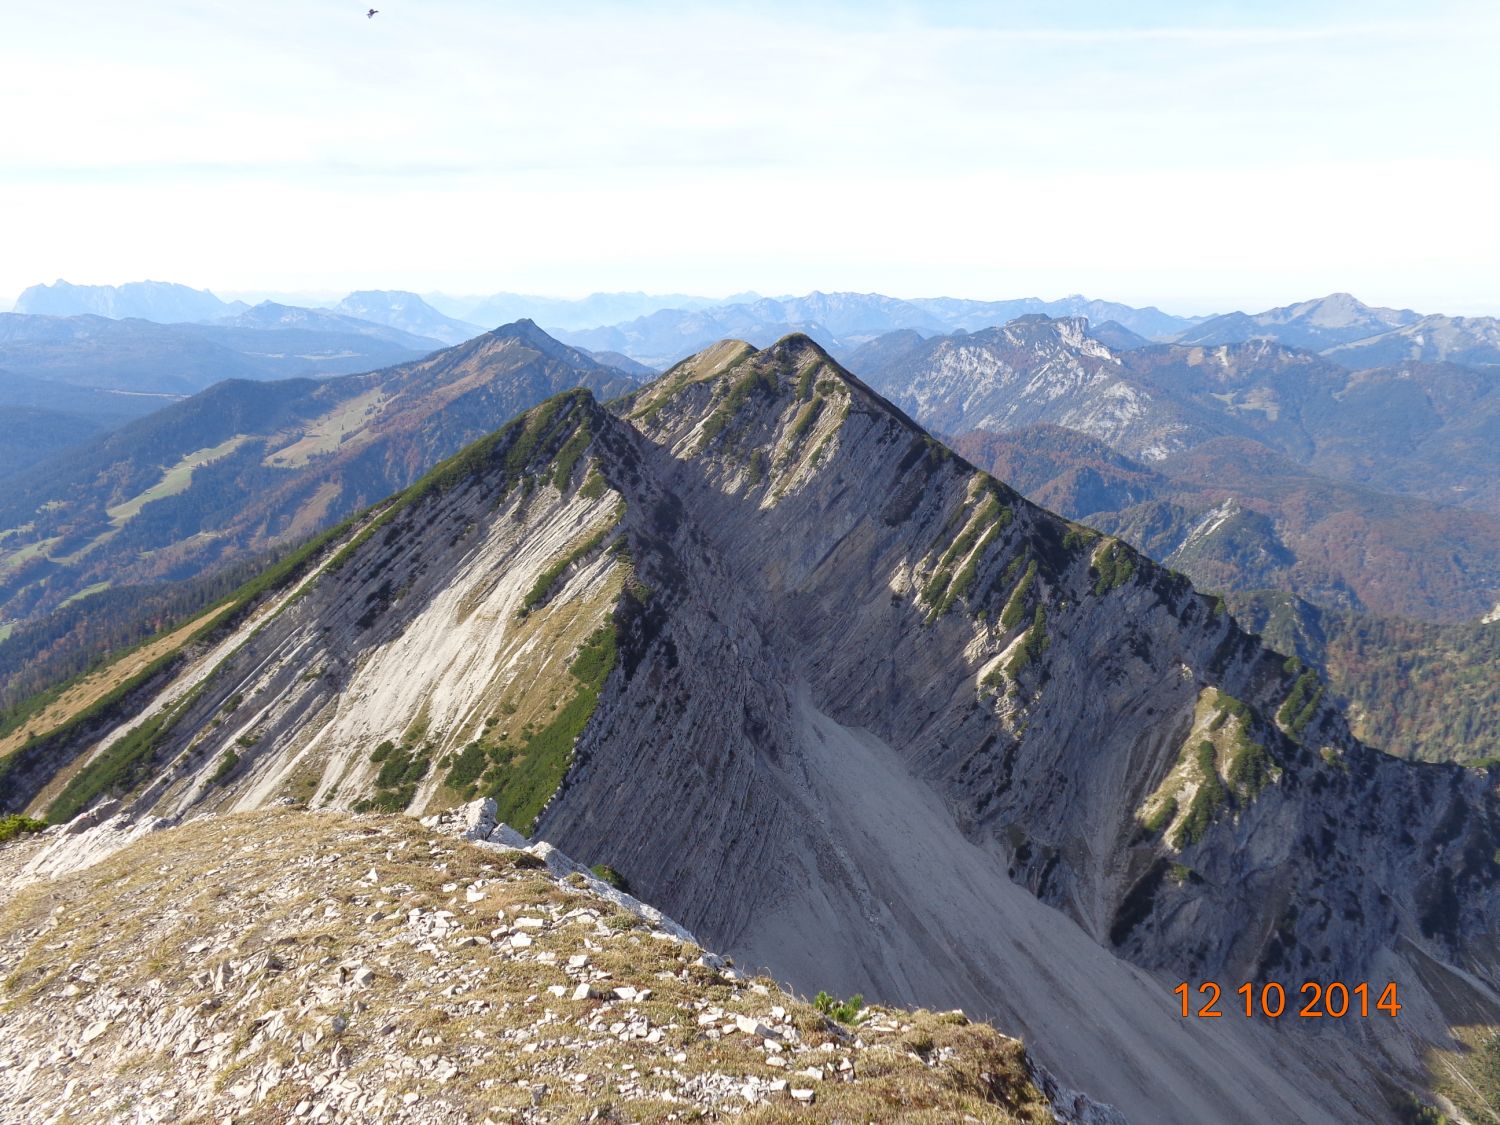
[0,808,1056,1123]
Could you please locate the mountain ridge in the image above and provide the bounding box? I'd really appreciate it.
[850,317,1500,622]
[4,333,1497,1120]
[0,310,441,395]
[0,323,634,633]
[1175,293,1422,350]
[14,279,244,323]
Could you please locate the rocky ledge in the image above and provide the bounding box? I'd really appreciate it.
[0,800,1112,1123]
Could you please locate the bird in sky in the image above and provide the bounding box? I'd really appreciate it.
[367,8,378,17]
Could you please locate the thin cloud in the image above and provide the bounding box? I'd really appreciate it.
[0,1,1494,313]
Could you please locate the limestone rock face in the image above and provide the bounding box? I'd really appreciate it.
[8,335,1498,1123]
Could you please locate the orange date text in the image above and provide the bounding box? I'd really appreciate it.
[1174,980,1401,1019]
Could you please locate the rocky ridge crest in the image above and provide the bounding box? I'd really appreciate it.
[0,800,1089,1124]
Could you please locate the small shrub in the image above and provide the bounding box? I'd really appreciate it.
[1174,741,1226,847]
[1000,560,1037,630]
[922,569,953,607]
[746,449,767,486]
[1227,733,1274,799]
[446,741,488,794]
[1005,605,1049,677]
[795,363,817,401]
[813,990,867,1025]
[938,496,1001,570]
[591,864,632,893]
[1278,669,1325,740]
[934,522,1003,617]
[550,424,592,491]
[210,751,240,786]
[579,468,608,500]
[1091,541,1137,596]
[376,746,430,789]
[1392,1092,1453,1124]
[1142,796,1177,836]
[1062,527,1098,551]
[0,814,46,844]
[785,395,825,448]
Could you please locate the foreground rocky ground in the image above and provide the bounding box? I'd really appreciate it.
[0,803,1077,1124]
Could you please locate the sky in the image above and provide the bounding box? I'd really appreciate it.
[2,0,1497,316]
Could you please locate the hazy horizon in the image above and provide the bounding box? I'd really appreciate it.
[4,1,1498,316]
[0,281,1492,323]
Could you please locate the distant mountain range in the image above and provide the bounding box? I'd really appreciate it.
[0,320,634,632]
[554,291,1208,366]
[1175,292,1422,350]
[0,305,441,395]
[559,290,1500,372]
[430,290,764,332]
[18,281,1500,373]
[1177,294,1500,370]
[14,280,245,323]
[911,293,1198,339]
[847,316,1500,623]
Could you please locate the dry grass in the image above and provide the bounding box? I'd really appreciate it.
[264,390,388,470]
[0,809,1053,1124]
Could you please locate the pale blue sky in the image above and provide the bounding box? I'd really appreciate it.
[2,1,1496,314]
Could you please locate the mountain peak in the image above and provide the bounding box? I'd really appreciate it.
[619,334,933,477]
[1176,293,1423,349]
[487,318,609,368]
[334,290,482,346]
[762,330,834,362]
